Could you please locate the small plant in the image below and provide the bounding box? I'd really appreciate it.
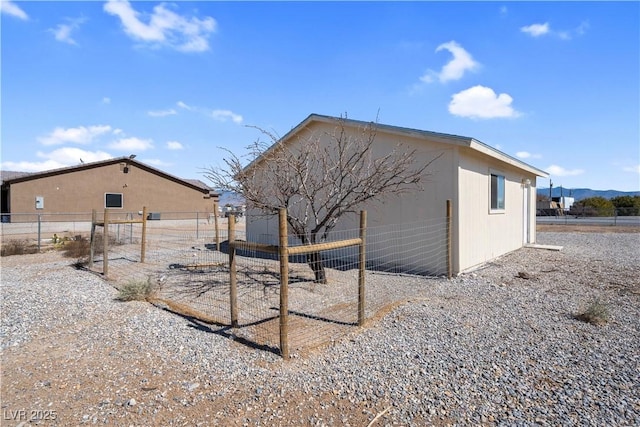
[61,236,92,259]
[1,240,39,256]
[60,232,121,259]
[576,298,610,325]
[116,278,157,302]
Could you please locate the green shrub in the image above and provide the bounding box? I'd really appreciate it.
[576,299,610,325]
[1,240,39,256]
[116,278,157,302]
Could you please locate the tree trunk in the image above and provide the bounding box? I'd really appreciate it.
[307,251,327,284]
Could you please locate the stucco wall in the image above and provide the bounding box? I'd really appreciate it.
[7,162,215,220]
[457,150,538,272]
[245,121,457,275]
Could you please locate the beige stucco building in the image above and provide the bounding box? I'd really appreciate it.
[1,157,218,221]
[244,114,548,275]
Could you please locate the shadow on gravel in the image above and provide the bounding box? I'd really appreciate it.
[160,306,282,356]
[270,307,358,327]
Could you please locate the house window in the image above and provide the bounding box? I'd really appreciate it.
[490,173,505,212]
[105,193,123,209]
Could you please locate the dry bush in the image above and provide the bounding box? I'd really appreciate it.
[1,240,39,257]
[61,232,120,259]
[575,299,610,325]
[116,278,157,302]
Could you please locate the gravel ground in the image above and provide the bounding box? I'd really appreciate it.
[1,231,639,426]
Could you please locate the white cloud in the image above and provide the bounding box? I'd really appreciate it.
[38,147,113,165]
[521,21,588,40]
[176,101,243,124]
[102,97,111,104]
[0,0,28,20]
[623,165,640,174]
[143,158,172,167]
[109,137,154,151]
[38,125,113,145]
[148,108,177,117]
[448,85,521,119]
[546,164,585,177]
[50,17,86,45]
[521,23,550,37]
[1,148,113,172]
[516,151,542,160]
[211,109,243,124]
[166,141,184,150]
[103,0,216,52]
[420,41,479,83]
[177,100,192,110]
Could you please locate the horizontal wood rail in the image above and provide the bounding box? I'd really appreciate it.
[229,238,362,256]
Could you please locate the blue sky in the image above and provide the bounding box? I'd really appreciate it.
[1,1,639,191]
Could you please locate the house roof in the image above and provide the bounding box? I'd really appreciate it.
[1,157,218,195]
[246,114,548,178]
[0,170,33,185]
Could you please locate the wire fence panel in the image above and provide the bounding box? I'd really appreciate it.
[2,211,450,357]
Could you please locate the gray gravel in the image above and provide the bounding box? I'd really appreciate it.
[1,231,639,426]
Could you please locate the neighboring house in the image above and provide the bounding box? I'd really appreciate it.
[1,157,218,221]
[244,114,548,275]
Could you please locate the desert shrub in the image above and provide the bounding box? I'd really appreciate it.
[60,232,121,259]
[62,237,92,259]
[116,278,157,302]
[1,240,39,256]
[576,299,610,325]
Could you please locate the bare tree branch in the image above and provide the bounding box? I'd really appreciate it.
[203,117,442,283]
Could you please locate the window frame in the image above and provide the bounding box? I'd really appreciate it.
[489,171,505,213]
[105,192,124,209]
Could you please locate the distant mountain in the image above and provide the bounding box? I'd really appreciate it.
[537,187,640,201]
[217,190,245,206]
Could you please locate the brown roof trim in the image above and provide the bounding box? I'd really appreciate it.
[1,157,218,195]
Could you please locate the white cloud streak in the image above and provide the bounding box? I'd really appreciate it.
[448,85,521,119]
[1,148,113,172]
[109,137,154,151]
[0,0,28,20]
[546,164,585,177]
[103,0,216,52]
[176,101,243,124]
[521,21,589,40]
[421,41,479,83]
[516,151,542,160]
[623,165,640,174]
[142,158,172,167]
[521,23,550,37]
[166,141,184,150]
[148,109,177,117]
[50,17,86,45]
[211,110,243,124]
[177,101,192,110]
[38,125,113,145]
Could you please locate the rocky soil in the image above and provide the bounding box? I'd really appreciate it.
[1,230,639,426]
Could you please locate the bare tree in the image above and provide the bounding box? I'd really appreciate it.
[204,117,440,283]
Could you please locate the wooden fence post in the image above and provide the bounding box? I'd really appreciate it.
[103,208,109,278]
[89,209,96,268]
[228,214,238,328]
[358,210,367,327]
[278,208,290,359]
[446,199,452,279]
[213,201,220,251]
[141,206,147,263]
